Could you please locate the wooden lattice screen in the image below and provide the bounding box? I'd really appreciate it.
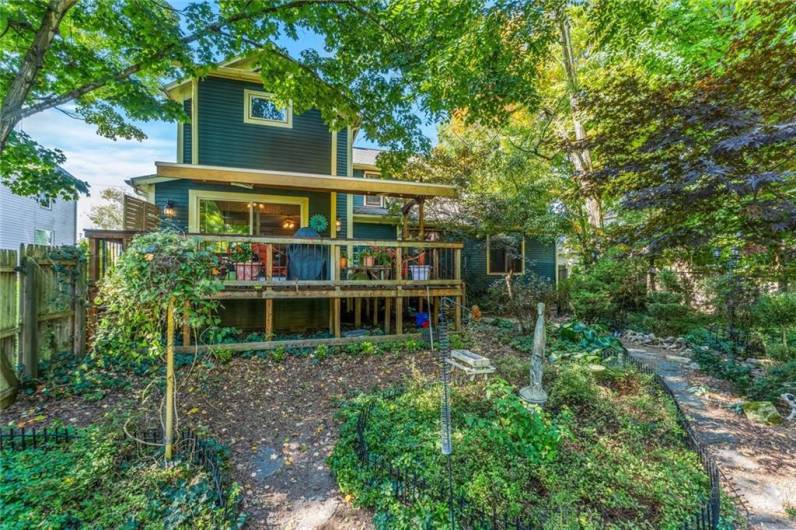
[123,194,160,231]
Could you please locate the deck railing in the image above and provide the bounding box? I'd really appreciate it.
[85,230,463,289]
[193,234,462,288]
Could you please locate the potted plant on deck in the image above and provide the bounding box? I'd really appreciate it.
[229,242,260,281]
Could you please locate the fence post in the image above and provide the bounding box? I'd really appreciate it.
[73,256,86,356]
[19,246,38,379]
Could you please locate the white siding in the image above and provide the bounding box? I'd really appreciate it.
[0,185,77,249]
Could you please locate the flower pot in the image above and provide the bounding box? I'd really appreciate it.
[409,264,431,280]
[235,262,261,281]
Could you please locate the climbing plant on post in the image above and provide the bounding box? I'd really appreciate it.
[93,230,222,458]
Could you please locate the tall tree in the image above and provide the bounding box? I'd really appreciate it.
[0,0,556,202]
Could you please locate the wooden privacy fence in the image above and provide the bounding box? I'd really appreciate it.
[0,244,86,409]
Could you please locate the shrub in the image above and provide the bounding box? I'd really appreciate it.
[486,271,553,333]
[746,360,796,402]
[567,253,647,328]
[270,346,287,362]
[751,293,796,360]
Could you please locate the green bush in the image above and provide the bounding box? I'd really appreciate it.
[0,423,243,529]
[751,293,796,360]
[566,254,647,328]
[746,360,796,402]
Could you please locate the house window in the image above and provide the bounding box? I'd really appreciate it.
[361,172,383,207]
[486,235,525,275]
[37,193,52,209]
[34,229,53,246]
[243,89,292,128]
[363,195,383,207]
[189,190,308,236]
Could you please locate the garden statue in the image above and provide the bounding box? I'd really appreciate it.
[520,302,548,406]
[782,393,796,422]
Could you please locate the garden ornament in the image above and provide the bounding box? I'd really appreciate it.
[520,302,548,406]
[782,393,796,421]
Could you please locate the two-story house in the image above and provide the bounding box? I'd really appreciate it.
[0,172,78,249]
[91,57,555,349]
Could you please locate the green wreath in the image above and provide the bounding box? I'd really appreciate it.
[309,214,329,233]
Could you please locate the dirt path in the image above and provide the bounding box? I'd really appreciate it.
[624,342,796,530]
[176,350,440,529]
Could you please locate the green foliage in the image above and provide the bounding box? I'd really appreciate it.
[1,0,559,201]
[269,346,287,363]
[746,361,796,403]
[330,367,708,529]
[0,421,242,529]
[751,293,796,359]
[567,254,647,328]
[93,231,222,360]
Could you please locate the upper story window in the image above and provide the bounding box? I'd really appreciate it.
[361,171,384,207]
[244,89,292,128]
[37,193,52,209]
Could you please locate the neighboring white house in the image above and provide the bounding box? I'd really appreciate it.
[0,178,78,249]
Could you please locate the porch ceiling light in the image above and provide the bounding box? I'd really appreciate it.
[163,200,176,219]
[281,218,296,230]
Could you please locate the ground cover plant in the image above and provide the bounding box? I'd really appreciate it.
[0,419,243,529]
[330,357,710,529]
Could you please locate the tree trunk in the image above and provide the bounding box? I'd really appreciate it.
[0,0,77,152]
[557,11,603,229]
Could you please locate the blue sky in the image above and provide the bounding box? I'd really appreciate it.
[17,10,439,234]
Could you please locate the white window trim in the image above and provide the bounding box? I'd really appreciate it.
[188,189,308,234]
[486,235,525,275]
[34,228,54,246]
[361,171,384,207]
[243,89,292,128]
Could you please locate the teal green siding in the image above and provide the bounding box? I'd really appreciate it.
[153,180,332,236]
[463,236,556,299]
[335,130,349,238]
[196,77,332,174]
[182,99,191,163]
[353,222,396,240]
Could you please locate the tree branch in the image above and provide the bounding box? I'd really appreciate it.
[6,0,354,124]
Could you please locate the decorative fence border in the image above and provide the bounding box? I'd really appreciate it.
[0,425,231,511]
[352,345,724,530]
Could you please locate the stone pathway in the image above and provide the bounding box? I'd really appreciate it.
[625,343,796,530]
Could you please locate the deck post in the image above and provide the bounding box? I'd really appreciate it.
[417,198,425,239]
[355,298,362,328]
[265,244,273,339]
[333,294,341,338]
[384,297,391,334]
[395,290,403,335]
[373,298,379,326]
[265,300,273,340]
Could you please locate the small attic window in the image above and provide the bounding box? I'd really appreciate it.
[244,89,292,128]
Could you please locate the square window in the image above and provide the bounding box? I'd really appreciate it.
[244,89,292,127]
[34,229,53,246]
[487,235,524,274]
[363,195,383,207]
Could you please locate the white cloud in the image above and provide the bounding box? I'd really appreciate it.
[18,109,176,235]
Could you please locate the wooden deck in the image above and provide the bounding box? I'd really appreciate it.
[85,230,464,345]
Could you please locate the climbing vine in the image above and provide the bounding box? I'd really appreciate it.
[93,231,223,360]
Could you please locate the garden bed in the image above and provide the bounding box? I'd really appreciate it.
[0,420,242,529]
